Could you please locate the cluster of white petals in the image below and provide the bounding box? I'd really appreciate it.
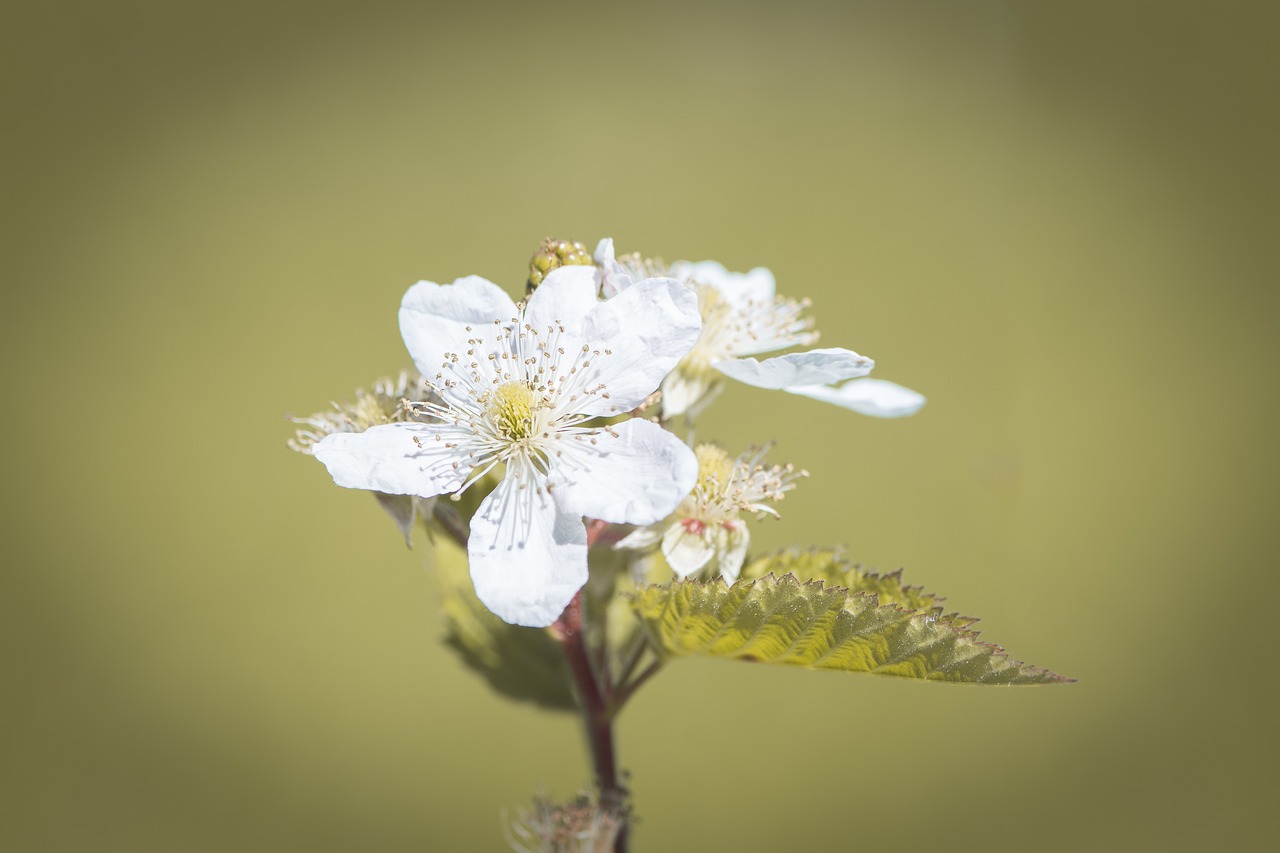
[311,267,702,627]
[300,238,927,627]
[594,238,925,421]
[617,443,805,582]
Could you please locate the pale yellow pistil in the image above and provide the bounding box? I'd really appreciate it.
[681,285,734,375]
[681,444,738,526]
[488,381,539,440]
[694,444,735,494]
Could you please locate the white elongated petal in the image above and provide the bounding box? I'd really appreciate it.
[659,369,721,420]
[716,525,750,583]
[571,277,702,416]
[787,378,926,418]
[593,237,633,298]
[551,419,698,526]
[468,467,588,627]
[670,260,776,305]
[713,347,874,390]
[662,523,715,577]
[593,237,614,266]
[312,423,469,498]
[524,265,600,334]
[614,526,662,551]
[399,276,518,377]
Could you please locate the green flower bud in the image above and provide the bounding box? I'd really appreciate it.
[527,238,592,295]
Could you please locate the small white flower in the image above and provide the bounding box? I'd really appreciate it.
[311,266,702,627]
[594,238,926,421]
[617,443,805,582]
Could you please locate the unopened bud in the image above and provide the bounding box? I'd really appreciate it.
[528,238,592,295]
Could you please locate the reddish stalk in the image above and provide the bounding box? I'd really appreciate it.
[554,590,629,852]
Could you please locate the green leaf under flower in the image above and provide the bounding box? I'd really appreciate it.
[632,571,1071,685]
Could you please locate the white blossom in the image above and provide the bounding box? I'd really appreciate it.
[616,443,805,582]
[311,267,702,627]
[594,238,925,421]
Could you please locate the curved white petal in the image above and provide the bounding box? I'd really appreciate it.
[787,378,926,418]
[468,466,588,627]
[567,277,702,416]
[550,418,698,526]
[524,265,600,334]
[614,526,662,551]
[716,525,750,583]
[312,423,470,498]
[713,347,874,390]
[593,237,614,267]
[659,369,721,420]
[594,237,634,298]
[399,276,518,378]
[662,523,715,577]
[670,260,776,305]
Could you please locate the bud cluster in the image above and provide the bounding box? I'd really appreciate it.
[527,238,593,293]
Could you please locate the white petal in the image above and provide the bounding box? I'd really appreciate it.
[565,277,701,416]
[550,419,698,525]
[593,237,615,267]
[659,369,721,420]
[312,423,469,498]
[614,526,662,551]
[713,347,874,390]
[670,260,776,305]
[524,265,600,334]
[715,525,750,582]
[593,237,633,300]
[399,276,518,377]
[787,378,926,418]
[662,523,715,577]
[468,467,588,627]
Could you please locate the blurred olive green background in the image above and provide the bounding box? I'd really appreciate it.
[4,1,1276,850]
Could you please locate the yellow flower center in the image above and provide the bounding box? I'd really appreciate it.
[682,285,733,374]
[489,381,539,440]
[694,444,735,494]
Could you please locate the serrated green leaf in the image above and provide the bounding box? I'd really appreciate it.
[741,548,944,612]
[633,573,1071,685]
[434,540,578,711]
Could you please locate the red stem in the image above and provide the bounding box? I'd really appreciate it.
[554,592,629,852]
